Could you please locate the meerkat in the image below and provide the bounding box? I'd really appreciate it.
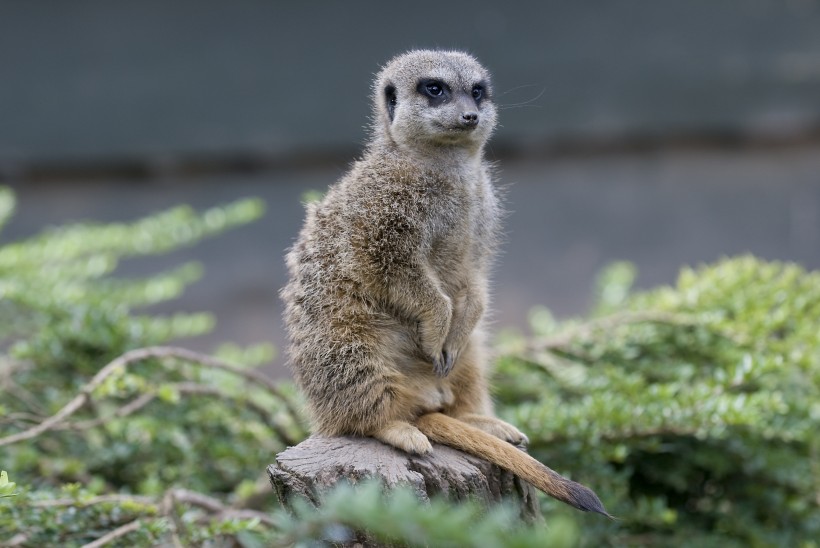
[281,49,607,515]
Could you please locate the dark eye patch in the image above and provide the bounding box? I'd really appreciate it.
[417,79,450,106]
[384,84,397,121]
[471,84,484,102]
[472,80,489,104]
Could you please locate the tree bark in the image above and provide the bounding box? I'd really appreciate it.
[267,435,541,522]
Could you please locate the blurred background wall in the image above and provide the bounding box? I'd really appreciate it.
[2,1,820,374]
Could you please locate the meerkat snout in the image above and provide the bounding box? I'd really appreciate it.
[460,111,479,127]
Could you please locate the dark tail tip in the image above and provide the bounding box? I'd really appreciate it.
[564,480,612,518]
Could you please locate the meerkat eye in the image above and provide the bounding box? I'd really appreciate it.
[417,79,450,104]
[425,82,444,96]
[418,80,447,98]
[472,85,484,101]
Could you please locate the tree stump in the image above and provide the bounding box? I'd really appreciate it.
[267,435,541,522]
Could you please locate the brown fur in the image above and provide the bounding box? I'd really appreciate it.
[281,50,607,515]
[417,413,609,515]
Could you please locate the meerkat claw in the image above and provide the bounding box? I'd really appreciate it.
[433,352,448,377]
[444,349,456,373]
[433,350,456,377]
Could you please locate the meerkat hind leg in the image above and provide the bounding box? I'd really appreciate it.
[372,420,433,455]
[456,413,530,446]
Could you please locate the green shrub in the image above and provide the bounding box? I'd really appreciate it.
[495,258,820,546]
[0,187,305,545]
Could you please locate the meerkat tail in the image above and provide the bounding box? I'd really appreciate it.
[416,412,610,516]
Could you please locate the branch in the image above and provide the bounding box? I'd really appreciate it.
[30,494,156,508]
[23,486,277,545]
[144,347,305,424]
[55,381,299,446]
[0,376,48,416]
[81,519,142,548]
[0,345,143,447]
[169,488,277,527]
[0,346,302,448]
[0,412,46,426]
[56,392,156,431]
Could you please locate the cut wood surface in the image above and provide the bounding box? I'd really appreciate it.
[268,435,540,522]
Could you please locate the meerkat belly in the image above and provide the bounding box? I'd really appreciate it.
[403,373,456,413]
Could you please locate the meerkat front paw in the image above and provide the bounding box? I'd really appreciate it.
[459,414,530,446]
[432,349,457,377]
[420,297,453,372]
[372,420,434,455]
[421,328,450,372]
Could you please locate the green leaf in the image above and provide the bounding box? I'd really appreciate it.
[0,471,18,497]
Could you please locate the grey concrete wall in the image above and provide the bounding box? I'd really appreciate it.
[2,1,820,167]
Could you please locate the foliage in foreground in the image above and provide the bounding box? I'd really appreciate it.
[1,184,819,546]
[494,258,820,546]
[0,187,300,545]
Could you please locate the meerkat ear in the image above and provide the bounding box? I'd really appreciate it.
[384,84,397,122]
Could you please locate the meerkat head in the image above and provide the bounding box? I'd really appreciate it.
[373,50,497,153]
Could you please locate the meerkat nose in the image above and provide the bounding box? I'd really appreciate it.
[460,112,479,128]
